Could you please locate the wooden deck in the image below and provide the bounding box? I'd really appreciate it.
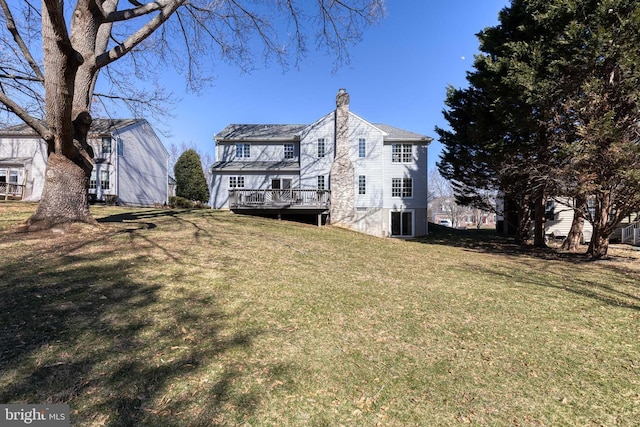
[229,189,330,211]
[229,189,330,226]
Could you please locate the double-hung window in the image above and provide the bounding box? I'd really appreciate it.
[391,177,412,198]
[284,143,294,160]
[317,175,326,190]
[358,175,366,195]
[89,170,97,189]
[392,143,413,163]
[100,170,110,190]
[317,138,326,158]
[236,143,251,159]
[102,137,112,154]
[358,138,366,158]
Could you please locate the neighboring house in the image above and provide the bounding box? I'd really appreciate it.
[544,197,593,243]
[210,89,433,238]
[430,195,496,229]
[0,119,169,206]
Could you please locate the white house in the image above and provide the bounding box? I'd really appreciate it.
[210,89,432,238]
[0,119,169,206]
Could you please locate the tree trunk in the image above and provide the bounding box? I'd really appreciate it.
[27,1,96,228]
[587,198,611,258]
[561,195,586,252]
[27,153,94,229]
[533,191,546,248]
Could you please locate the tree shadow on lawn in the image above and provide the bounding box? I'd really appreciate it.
[417,224,640,311]
[0,229,287,426]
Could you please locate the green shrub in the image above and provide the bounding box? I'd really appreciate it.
[174,149,209,202]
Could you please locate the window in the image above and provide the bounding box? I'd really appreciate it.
[102,137,112,154]
[117,138,124,156]
[100,170,110,190]
[284,143,294,159]
[0,169,5,183]
[89,170,97,189]
[545,200,555,221]
[9,170,18,183]
[229,176,245,188]
[358,175,366,195]
[358,138,366,158]
[391,178,412,198]
[392,143,412,163]
[317,175,326,190]
[317,138,326,158]
[391,211,413,236]
[235,143,251,159]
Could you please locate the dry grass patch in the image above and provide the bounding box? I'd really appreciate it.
[0,202,639,426]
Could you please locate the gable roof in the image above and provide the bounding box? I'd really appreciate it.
[0,118,143,137]
[374,124,432,142]
[215,124,307,142]
[216,117,431,144]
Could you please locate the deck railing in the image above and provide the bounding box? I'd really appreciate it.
[621,220,640,245]
[0,182,25,200]
[229,189,330,209]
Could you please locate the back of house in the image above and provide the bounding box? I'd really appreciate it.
[209,89,432,238]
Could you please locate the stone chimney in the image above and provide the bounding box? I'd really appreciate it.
[330,89,355,227]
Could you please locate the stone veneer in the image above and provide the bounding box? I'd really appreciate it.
[329,89,355,227]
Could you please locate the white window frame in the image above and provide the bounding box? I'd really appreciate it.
[317,175,326,190]
[100,170,110,190]
[236,143,251,159]
[391,177,413,198]
[392,143,413,163]
[229,176,245,188]
[358,175,366,195]
[284,143,295,160]
[317,138,326,158]
[358,138,366,158]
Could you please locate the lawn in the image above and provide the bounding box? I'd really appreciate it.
[1,202,639,426]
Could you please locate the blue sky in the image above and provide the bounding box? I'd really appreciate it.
[160,1,509,172]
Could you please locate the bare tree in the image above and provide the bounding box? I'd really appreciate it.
[0,0,385,229]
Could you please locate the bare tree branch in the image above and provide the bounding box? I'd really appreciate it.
[0,90,51,140]
[0,0,44,80]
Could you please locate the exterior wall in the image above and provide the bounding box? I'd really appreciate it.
[0,137,48,200]
[350,115,384,210]
[114,121,169,206]
[299,115,334,190]
[545,197,593,242]
[217,141,299,163]
[381,141,428,210]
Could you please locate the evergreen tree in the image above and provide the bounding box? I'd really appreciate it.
[437,0,640,257]
[174,149,209,203]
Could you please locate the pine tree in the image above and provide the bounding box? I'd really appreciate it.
[174,149,209,203]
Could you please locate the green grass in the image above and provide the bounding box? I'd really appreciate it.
[1,202,639,426]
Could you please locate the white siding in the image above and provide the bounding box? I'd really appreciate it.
[0,137,48,200]
[299,114,334,190]
[217,141,298,162]
[545,198,593,242]
[115,121,169,206]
